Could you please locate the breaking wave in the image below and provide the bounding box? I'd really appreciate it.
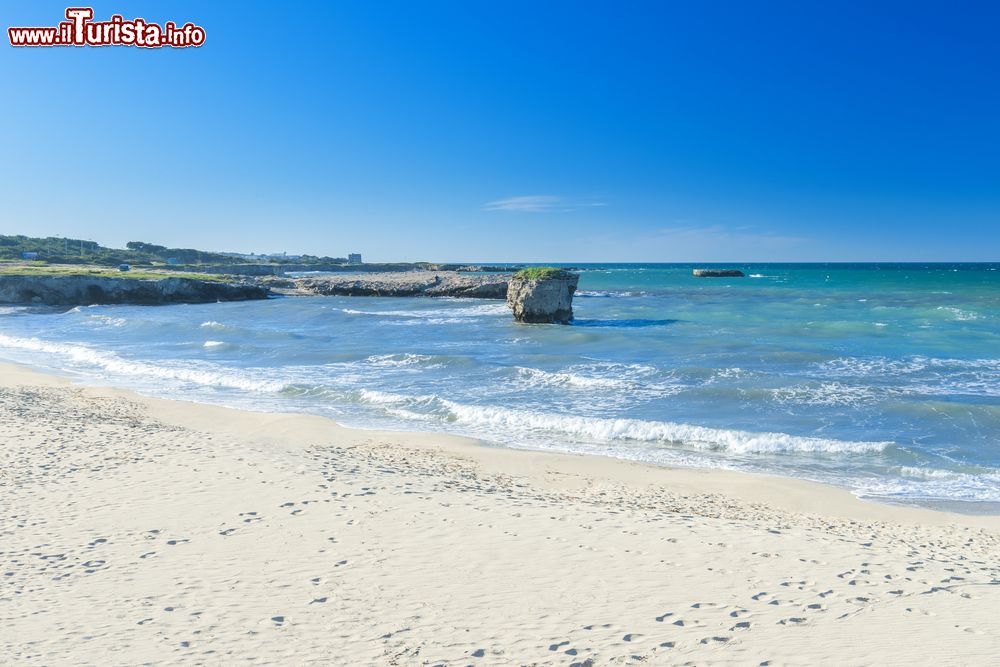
[348,388,890,456]
[339,303,508,318]
[0,334,285,392]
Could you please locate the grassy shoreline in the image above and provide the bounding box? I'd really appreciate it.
[0,263,231,282]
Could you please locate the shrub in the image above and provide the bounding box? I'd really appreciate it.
[513,267,570,280]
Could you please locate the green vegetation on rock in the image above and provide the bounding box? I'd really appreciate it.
[0,265,229,282]
[513,267,571,281]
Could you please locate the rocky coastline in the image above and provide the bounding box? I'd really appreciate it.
[0,274,268,306]
[0,269,584,316]
[262,271,510,299]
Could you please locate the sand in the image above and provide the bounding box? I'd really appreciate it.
[1,362,998,665]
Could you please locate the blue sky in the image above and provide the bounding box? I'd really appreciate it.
[2,1,998,261]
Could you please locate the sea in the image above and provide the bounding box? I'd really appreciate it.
[2,263,998,509]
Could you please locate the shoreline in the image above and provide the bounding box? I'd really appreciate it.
[3,361,1000,663]
[3,359,999,521]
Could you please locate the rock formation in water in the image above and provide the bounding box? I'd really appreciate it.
[692,269,745,277]
[268,271,509,299]
[506,269,579,324]
[0,275,268,306]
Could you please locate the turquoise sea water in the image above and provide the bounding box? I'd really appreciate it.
[1,263,998,506]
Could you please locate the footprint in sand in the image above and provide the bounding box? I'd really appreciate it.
[905,607,936,616]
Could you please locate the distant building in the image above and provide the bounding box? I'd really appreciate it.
[21,252,38,260]
[348,253,363,265]
[166,258,180,265]
[118,264,131,272]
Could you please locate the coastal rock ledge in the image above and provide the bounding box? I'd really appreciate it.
[507,268,579,324]
[0,275,268,306]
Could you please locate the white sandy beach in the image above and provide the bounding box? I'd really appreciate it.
[1,362,999,665]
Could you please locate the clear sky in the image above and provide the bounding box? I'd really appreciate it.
[2,1,998,262]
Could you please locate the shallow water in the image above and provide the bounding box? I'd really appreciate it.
[2,263,999,506]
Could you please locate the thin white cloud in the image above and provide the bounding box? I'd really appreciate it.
[482,195,606,213]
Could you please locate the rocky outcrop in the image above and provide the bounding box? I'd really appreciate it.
[506,270,579,324]
[692,269,745,277]
[0,275,268,306]
[268,271,510,299]
[191,262,513,276]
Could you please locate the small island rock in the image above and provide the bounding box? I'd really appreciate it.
[506,268,579,324]
[692,269,745,277]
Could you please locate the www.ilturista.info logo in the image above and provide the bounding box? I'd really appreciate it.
[8,7,205,48]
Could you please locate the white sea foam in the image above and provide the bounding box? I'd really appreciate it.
[513,362,683,396]
[935,306,981,321]
[439,400,889,454]
[770,382,890,406]
[713,367,748,379]
[383,317,481,326]
[200,320,228,329]
[346,387,889,455]
[898,466,953,479]
[818,356,1000,377]
[813,356,1000,397]
[203,340,227,348]
[363,353,436,367]
[339,303,508,319]
[86,314,128,327]
[514,366,635,390]
[576,290,637,297]
[858,468,1000,503]
[0,334,285,393]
